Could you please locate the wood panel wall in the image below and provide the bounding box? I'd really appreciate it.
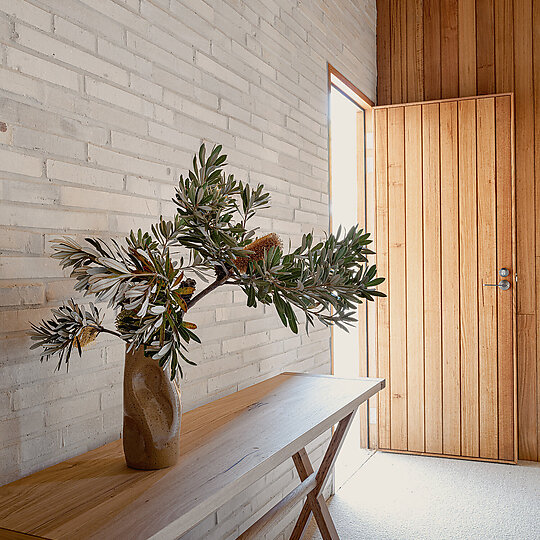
[376,0,539,461]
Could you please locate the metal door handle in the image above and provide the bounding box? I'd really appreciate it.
[483,280,511,291]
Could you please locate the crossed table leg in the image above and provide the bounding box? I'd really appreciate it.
[289,411,355,540]
[239,410,356,540]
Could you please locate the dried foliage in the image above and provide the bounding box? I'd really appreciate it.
[29,144,384,379]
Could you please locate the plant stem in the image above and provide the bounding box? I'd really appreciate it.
[93,325,123,338]
[186,270,232,310]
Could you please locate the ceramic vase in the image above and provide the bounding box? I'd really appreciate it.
[123,346,181,470]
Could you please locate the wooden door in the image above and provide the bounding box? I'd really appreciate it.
[375,94,516,462]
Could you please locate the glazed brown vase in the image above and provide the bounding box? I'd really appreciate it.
[123,346,181,470]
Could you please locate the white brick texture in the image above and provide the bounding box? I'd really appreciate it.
[0,0,375,537]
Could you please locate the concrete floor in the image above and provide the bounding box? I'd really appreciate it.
[306,451,540,540]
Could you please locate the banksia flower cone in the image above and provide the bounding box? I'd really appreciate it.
[74,326,98,349]
[235,233,282,274]
[115,309,140,334]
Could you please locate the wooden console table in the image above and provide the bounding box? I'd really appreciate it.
[0,372,384,540]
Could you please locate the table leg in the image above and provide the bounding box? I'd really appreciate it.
[289,410,356,540]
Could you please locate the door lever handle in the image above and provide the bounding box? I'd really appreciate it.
[483,280,511,291]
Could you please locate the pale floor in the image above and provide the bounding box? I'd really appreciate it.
[306,450,540,540]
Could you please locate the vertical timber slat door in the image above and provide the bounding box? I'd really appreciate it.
[405,104,425,453]
[375,95,517,462]
[422,103,443,455]
[459,98,480,458]
[477,97,498,459]
[440,100,461,456]
[357,108,369,448]
[388,106,408,451]
[375,108,391,450]
[495,96,515,461]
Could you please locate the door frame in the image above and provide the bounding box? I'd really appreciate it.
[373,93,517,463]
[327,64,376,449]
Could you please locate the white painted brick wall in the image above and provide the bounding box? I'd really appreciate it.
[0,0,375,537]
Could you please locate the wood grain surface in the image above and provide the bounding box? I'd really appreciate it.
[0,373,384,540]
[374,95,516,463]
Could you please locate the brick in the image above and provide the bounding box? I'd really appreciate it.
[60,185,159,216]
[245,315,282,335]
[54,17,96,51]
[102,406,122,432]
[5,100,108,146]
[153,104,174,125]
[111,213,159,234]
[0,390,11,417]
[16,24,129,85]
[88,144,173,181]
[196,52,249,92]
[79,0,147,33]
[222,331,270,354]
[140,1,211,53]
[220,99,251,123]
[215,304,258,322]
[0,229,42,254]
[0,411,44,444]
[39,0,124,43]
[0,202,108,232]
[44,393,100,427]
[85,77,153,116]
[47,160,124,191]
[184,99,228,129]
[13,127,86,161]
[0,147,42,177]
[125,175,161,198]
[0,173,59,211]
[207,364,259,393]
[62,414,103,447]
[148,122,200,152]
[0,282,46,306]
[0,256,64,279]
[0,0,52,32]
[6,47,78,91]
[186,307,216,327]
[97,37,152,76]
[127,31,185,74]
[44,278,78,302]
[231,40,276,81]
[259,350,297,373]
[20,430,61,462]
[147,24,193,64]
[170,0,214,23]
[196,321,244,343]
[100,386,122,409]
[0,122,13,145]
[129,73,162,101]
[264,133,300,158]
[111,131,191,166]
[184,352,243,383]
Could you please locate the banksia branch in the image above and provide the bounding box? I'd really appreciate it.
[29,143,383,380]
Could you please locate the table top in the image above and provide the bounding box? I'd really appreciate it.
[0,372,384,540]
